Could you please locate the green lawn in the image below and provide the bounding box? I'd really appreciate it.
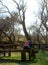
[0,51,48,65]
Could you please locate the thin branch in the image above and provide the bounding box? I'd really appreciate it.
[0,11,8,13]
[0,0,22,24]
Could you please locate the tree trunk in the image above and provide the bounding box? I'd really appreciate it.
[22,12,31,40]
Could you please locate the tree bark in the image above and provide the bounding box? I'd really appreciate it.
[22,12,31,40]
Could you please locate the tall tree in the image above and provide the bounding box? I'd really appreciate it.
[12,0,31,40]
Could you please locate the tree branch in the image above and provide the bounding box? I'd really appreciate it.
[0,0,22,24]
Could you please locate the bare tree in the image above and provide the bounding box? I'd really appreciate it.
[32,0,48,44]
[12,0,31,40]
[38,0,48,31]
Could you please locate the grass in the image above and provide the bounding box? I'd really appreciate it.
[0,51,48,65]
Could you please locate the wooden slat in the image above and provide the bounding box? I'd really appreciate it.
[0,49,23,52]
[0,44,48,51]
[0,49,39,53]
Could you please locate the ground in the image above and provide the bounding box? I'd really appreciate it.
[0,51,48,65]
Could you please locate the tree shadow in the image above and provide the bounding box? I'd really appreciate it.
[0,58,38,65]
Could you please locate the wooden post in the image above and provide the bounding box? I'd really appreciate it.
[3,52,5,57]
[3,47,6,57]
[8,49,11,56]
[32,53,36,59]
[8,52,11,56]
[32,50,36,59]
[21,50,26,61]
[28,51,31,61]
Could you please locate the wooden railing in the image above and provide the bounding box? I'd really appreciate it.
[0,43,48,61]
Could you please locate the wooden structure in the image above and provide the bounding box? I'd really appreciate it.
[0,42,39,61]
[0,48,38,61]
[0,43,48,61]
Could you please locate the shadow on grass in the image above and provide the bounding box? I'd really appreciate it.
[0,58,38,65]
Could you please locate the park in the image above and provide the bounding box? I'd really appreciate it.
[0,0,48,65]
